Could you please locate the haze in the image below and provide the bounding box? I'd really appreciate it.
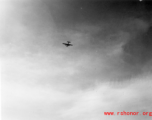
[1,0,152,120]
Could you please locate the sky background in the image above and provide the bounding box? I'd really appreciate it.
[1,0,152,120]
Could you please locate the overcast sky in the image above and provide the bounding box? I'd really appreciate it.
[1,0,152,120]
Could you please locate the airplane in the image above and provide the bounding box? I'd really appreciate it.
[62,41,73,47]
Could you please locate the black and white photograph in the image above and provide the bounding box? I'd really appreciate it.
[1,0,152,120]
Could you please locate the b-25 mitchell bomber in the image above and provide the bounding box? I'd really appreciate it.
[62,41,73,47]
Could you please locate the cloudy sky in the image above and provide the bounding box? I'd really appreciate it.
[1,0,152,120]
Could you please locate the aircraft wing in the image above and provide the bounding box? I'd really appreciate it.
[63,43,69,47]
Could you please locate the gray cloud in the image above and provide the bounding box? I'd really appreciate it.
[1,0,152,120]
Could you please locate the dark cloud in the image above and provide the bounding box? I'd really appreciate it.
[2,0,152,85]
[2,1,152,120]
